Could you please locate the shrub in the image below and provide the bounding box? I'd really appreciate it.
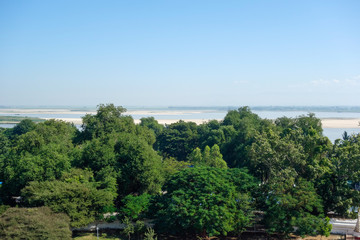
[0,207,71,240]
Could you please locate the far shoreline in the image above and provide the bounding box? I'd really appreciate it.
[38,117,359,129]
[0,108,359,129]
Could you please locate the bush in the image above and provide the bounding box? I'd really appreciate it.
[0,207,71,240]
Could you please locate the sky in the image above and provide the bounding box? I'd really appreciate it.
[0,0,360,107]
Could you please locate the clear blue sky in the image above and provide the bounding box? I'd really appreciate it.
[1,0,359,107]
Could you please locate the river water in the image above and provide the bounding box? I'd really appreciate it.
[1,109,359,143]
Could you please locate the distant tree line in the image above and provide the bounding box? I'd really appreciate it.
[1,104,359,239]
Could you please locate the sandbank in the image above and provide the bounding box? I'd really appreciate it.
[321,119,360,128]
[126,110,217,116]
[133,119,210,125]
[43,118,84,125]
[46,118,209,125]
[0,108,95,115]
[1,108,359,128]
[0,108,218,116]
[43,117,360,129]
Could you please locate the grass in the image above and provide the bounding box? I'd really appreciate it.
[0,116,45,123]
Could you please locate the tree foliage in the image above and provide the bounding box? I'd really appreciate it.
[0,120,75,201]
[0,207,71,240]
[0,104,357,238]
[264,177,331,237]
[115,133,164,196]
[156,121,198,161]
[189,144,227,168]
[154,167,256,238]
[140,117,164,137]
[120,193,152,220]
[318,133,360,215]
[21,169,115,227]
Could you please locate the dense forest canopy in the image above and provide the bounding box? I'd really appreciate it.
[1,103,360,239]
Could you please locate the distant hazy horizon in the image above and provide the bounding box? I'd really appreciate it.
[1,105,360,111]
[0,102,360,108]
[1,105,360,122]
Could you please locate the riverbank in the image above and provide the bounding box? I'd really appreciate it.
[321,118,360,128]
[45,117,359,129]
[1,108,359,128]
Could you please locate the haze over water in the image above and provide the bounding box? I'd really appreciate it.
[1,106,359,143]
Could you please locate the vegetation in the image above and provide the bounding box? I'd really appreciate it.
[21,171,115,227]
[0,207,71,240]
[153,167,256,237]
[0,116,45,124]
[120,193,151,220]
[1,103,359,239]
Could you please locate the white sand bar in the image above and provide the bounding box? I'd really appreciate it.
[43,118,84,125]
[1,108,360,128]
[46,118,210,125]
[45,118,360,128]
[0,109,96,115]
[322,119,360,128]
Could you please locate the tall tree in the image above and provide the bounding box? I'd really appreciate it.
[209,144,227,168]
[0,120,76,202]
[12,119,36,136]
[317,133,360,215]
[188,144,227,169]
[115,133,164,196]
[156,121,198,161]
[221,107,274,168]
[264,177,331,237]
[79,104,155,145]
[153,167,256,238]
[140,117,164,137]
[247,129,305,183]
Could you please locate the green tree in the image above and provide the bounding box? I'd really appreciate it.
[12,118,36,137]
[317,133,360,215]
[153,167,255,238]
[264,177,331,237]
[21,170,114,228]
[275,115,332,182]
[140,117,164,136]
[162,157,189,182]
[188,147,202,165]
[0,207,71,240]
[81,103,127,140]
[189,145,227,168]
[221,107,274,168]
[115,133,164,196]
[80,104,156,145]
[120,193,151,220]
[296,113,323,136]
[144,227,158,240]
[0,120,75,202]
[209,144,227,168]
[248,129,305,183]
[202,145,211,164]
[78,136,117,173]
[197,120,230,149]
[0,130,10,156]
[156,121,199,161]
[123,216,135,240]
